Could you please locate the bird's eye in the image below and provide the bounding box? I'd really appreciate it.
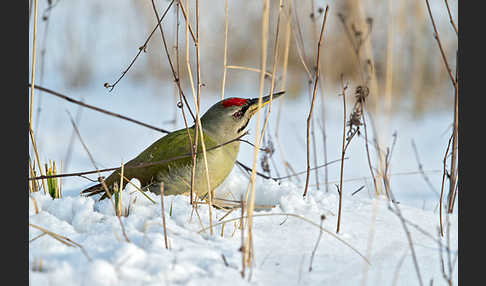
[233,110,243,119]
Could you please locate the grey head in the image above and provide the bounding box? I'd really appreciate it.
[199,91,285,143]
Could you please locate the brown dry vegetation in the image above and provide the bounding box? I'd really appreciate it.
[51,0,456,116]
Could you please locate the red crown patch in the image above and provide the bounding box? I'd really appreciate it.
[221,98,248,107]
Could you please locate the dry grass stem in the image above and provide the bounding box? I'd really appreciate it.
[67,112,130,242]
[337,12,381,197]
[439,133,453,237]
[181,0,213,234]
[387,194,424,286]
[258,0,285,146]
[308,1,330,193]
[115,162,125,217]
[29,126,47,194]
[160,183,169,249]
[424,0,457,86]
[274,8,294,181]
[29,223,92,261]
[303,5,329,198]
[30,195,40,214]
[240,196,246,278]
[29,158,40,193]
[287,0,313,81]
[177,0,197,43]
[225,65,273,78]
[309,214,326,272]
[243,0,270,272]
[424,0,458,214]
[152,0,196,207]
[195,0,214,235]
[220,0,229,100]
[29,0,38,125]
[336,75,348,233]
[118,174,156,204]
[150,0,196,122]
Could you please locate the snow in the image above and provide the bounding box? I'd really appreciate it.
[29,65,458,286]
[29,171,458,286]
[28,73,458,285]
[29,0,458,284]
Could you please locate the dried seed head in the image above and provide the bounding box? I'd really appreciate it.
[260,155,270,174]
[355,86,370,103]
[366,17,373,27]
[266,140,275,156]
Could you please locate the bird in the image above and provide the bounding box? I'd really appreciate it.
[81,91,284,200]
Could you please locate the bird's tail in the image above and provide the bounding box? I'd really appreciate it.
[80,183,106,198]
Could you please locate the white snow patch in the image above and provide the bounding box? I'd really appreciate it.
[29,173,458,285]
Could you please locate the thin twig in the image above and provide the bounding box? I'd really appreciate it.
[67,112,130,243]
[443,0,458,36]
[387,195,424,286]
[106,0,176,91]
[337,13,380,197]
[424,0,457,86]
[309,214,326,272]
[177,0,197,43]
[411,139,440,197]
[237,158,344,182]
[31,132,249,181]
[303,5,329,197]
[360,100,380,197]
[29,84,171,134]
[336,75,348,234]
[150,0,196,122]
[425,0,458,214]
[439,133,453,237]
[287,0,313,81]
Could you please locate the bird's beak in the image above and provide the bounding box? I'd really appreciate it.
[247,90,285,116]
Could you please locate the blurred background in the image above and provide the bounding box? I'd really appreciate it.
[29,0,458,210]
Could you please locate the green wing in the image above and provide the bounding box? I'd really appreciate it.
[104,127,219,188]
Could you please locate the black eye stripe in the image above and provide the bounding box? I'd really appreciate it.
[241,104,250,115]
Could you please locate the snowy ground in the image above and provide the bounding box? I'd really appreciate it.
[28,75,458,286]
[29,1,458,284]
[29,171,458,286]
[28,76,458,285]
